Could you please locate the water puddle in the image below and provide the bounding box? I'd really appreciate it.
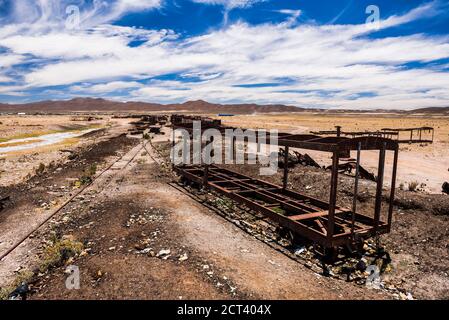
[0,129,96,154]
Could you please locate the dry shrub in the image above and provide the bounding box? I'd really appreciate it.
[79,163,97,185]
[40,238,83,272]
[408,181,419,192]
[35,162,46,175]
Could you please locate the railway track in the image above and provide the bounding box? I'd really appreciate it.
[0,138,147,262]
[145,136,352,280]
[145,135,399,291]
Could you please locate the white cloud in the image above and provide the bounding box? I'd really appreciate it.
[1,0,162,30]
[277,9,302,26]
[0,75,12,82]
[192,0,265,9]
[0,1,448,109]
[71,81,143,93]
[0,54,24,68]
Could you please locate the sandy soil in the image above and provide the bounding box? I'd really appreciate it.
[0,131,139,289]
[218,113,449,193]
[0,115,105,141]
[0,116,132,187]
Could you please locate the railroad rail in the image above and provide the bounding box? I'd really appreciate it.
[0,139,147,262]
[171,115,399,252]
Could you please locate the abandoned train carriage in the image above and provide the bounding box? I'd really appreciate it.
[172,117,399,252]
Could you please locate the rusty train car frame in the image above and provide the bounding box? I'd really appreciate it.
[381,127,434,144]
[312,126,434,144]
[172,116,399,250]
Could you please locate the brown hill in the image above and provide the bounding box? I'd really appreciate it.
[408,106,449,114]
[2,98,447,114]
[0,98,306,114]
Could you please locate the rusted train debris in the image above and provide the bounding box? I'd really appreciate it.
[129,115,168,135]
[312,126,434,144]
[171,116,399,252]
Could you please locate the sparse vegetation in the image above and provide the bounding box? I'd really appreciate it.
[408,181,419,192]
[39,237,84,272]
[35,162,46,175]
[79,163,97,185]
[272,207,286,215]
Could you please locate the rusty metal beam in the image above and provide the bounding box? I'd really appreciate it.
[327,152,339,243]
[388,146,399,231]
[374,143,386,233]
[283,146,289,190]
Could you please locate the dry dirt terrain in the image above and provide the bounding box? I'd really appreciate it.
[0,113,448,300]
[0,115,121,186]
[218,113,449,193]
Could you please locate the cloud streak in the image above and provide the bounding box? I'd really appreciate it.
[191,0,266,9]
[0,1,448,109]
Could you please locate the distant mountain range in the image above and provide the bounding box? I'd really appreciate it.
[408,106,449,114]
[0,98,448,114]
[0,98,306,114]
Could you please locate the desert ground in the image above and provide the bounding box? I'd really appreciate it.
[217,113,449,193]
[0,113,448,300]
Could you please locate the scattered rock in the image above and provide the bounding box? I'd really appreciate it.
[140,248,152,254]
[443,182,449,195]
[79,249,91,257]
[156,249,171,258]
[8,283,29,301]
[62,234,76,242]
[179,253,188,261]
[294,247,306,256]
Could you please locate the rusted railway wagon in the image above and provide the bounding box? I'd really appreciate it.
[313,126,434,144]
[171,116,399,252]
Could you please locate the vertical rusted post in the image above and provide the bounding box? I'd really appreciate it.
[351,143,361,240]
[283,146,289,190]
[232,136,237,164]
[204,135,213,188]
[335,126,342,137]
[419,129,422,142]
[387,146,399,231]
[203,165,209,187]
[327,150,339,245]
[410,129,413,143]
[432,128,434,143]
[171,126,176,169]
[374,143,386,233]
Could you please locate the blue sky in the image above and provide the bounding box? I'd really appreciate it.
[0,0,448,109]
